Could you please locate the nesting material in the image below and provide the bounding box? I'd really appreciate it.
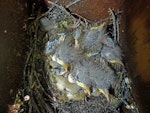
[15,1,140,113]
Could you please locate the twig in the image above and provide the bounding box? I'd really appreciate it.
[47,0,85,24]
[66,0,81,8]
[116,17,120,45]
[33,71,53,100]
[109,8,119,45]
[30,96,41,113]
[47,0,72,16]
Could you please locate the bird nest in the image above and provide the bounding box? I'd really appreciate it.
[13,1,139,113]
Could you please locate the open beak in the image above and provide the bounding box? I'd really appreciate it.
[97,88,109,101]
[52,55,70,74]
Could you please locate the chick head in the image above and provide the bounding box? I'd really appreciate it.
[50,74,86,101]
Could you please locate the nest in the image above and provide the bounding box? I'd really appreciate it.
[13,1,139,113]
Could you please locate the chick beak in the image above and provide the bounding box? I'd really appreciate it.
[52,55,70,74]
[109,60,124,66]
[97,88,109,101]
[76,81,91,96]
[74,38,79,49]
[90,22,105,30]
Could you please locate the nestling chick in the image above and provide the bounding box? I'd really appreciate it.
[50,74,86,101]
[40,17,58,32]
[101,45,122,61]
[52,36,82,73]
[71,58,118,101]
[79,23,105,54]
[55,75,80,93]
[101,36,123,66]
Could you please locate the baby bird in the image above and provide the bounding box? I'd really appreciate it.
[52,36,82,74]
[50,74,86,101]
[79,23,105,55]
[101,36,123,66]
[49,22,120,102]
[71,58,118,101]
